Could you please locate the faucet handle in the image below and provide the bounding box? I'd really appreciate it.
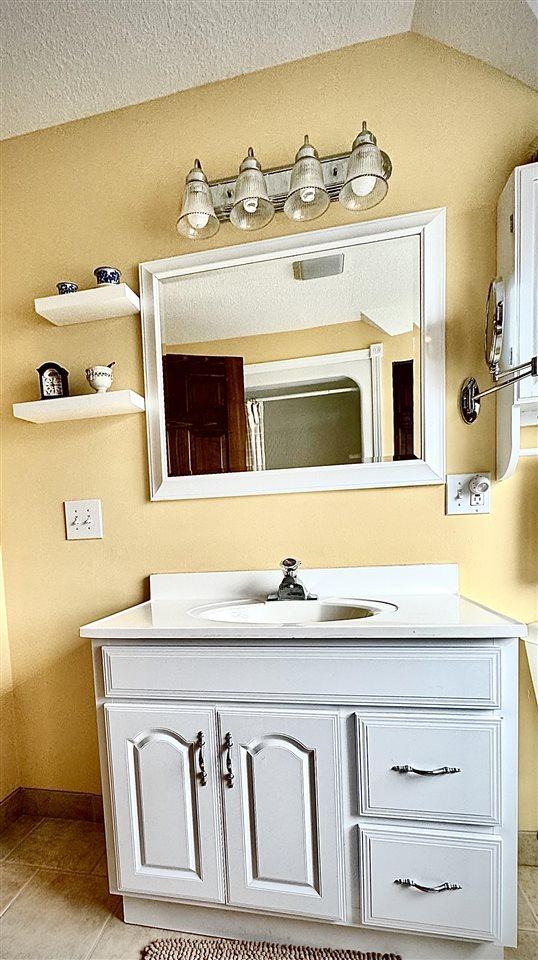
[280,557,300,574]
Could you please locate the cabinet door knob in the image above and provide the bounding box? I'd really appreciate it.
[224,732,234,788]
[196,731,207,786]
[395,878,462,893]
[391,765,461,776]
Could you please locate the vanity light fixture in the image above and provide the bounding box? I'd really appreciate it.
[175,122,392,239]
[176,160,220,240]
[284,136,330,222]
[339,121,392,212]
[229,148,275,231]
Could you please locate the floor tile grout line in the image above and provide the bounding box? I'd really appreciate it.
[0,816,46,862]
[0,817,45,866]
[0,864,39,918]
[82,902,124,960]
[2,860,109,879]
[518,877,538,925]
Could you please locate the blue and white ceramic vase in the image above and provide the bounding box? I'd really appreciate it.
[93,266,121,286]
[56,281,78,295]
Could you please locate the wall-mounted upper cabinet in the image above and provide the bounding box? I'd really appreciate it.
[497,162,538,480]
[497,163,538,418]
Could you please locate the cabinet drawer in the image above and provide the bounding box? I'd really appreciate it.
[102,644,500,708]
[356,713,501,825]
[360,825,501,941]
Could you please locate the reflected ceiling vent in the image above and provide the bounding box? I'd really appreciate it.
[292,254,344,281]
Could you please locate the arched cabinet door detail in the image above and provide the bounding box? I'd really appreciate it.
[219,708,345,921]
[104,704,224,903]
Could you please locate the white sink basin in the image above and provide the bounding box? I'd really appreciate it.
[188,598,397,626]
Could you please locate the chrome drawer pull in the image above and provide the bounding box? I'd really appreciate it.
[196,731,207,786]
[392,764,461,776]
[224,732,234,788]
[395,878,462,893]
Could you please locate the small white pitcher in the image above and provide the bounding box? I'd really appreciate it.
[85,362,115,393]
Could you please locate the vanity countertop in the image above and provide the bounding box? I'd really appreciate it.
[80,564,526,641]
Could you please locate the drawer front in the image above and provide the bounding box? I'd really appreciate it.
[102,644,500,708]
[360,825,501,941]
[357,713,501,825]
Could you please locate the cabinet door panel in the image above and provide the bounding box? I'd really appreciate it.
[105,704,223,903]
[219,708,344,920]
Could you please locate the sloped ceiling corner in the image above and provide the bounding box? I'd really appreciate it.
[412,0,538,91]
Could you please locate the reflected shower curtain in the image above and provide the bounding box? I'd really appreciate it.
[246,399,266,471]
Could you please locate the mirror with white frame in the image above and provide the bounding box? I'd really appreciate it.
[140,208,445,500]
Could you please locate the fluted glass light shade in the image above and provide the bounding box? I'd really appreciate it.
[284,136,330,222]
[339,122,392,212]
[176,160,219,240]
[230,148,274,230]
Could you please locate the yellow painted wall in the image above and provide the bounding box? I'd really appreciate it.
[0,551,21,801]
[0,33,537,824]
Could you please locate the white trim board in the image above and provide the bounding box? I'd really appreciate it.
[13,390,145,423]
[35,283,140,325]
[140,209,446,500]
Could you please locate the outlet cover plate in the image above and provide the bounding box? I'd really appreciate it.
[64,499,103,539]
[446,474,491,515]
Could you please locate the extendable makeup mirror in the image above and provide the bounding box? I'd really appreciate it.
[485,278,504,379]
[460,277,537,424]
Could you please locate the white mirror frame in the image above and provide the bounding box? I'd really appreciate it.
[140,207,445,501]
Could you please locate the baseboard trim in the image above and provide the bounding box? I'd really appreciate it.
[0,787,103,824]
[0,787,23,832]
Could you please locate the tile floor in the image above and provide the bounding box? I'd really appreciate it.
[0,816,536,959]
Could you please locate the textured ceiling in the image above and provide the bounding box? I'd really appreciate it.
[159,236,420,344]
[0,0,415,140]
[1,0,536,140]
[413,0,538,91]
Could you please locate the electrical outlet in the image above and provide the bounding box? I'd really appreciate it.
[446,474,491,515]
[64,499,103,540]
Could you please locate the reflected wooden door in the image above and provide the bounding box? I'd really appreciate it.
[104,704,224,902]
[162,354,247,476]
[392,359,415,459]
[218,708,345,920]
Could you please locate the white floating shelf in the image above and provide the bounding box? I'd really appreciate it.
[35,283,140,325]
[13,390,145,423]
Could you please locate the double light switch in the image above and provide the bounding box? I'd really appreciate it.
[64,500,103,539]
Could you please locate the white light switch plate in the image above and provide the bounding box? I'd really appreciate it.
[64,499,103,539]
[446,474,491,515]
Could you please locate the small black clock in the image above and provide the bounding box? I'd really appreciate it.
[36,362,70,400]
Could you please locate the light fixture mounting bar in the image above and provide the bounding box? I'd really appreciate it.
[208,154,350,222]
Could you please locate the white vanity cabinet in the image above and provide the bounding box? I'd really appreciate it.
[92,635,518,960]
[104,701,344,921]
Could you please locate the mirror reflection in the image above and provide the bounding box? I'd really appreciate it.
[158,235,421,477]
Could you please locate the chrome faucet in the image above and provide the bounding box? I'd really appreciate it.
[267,558,318,601]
